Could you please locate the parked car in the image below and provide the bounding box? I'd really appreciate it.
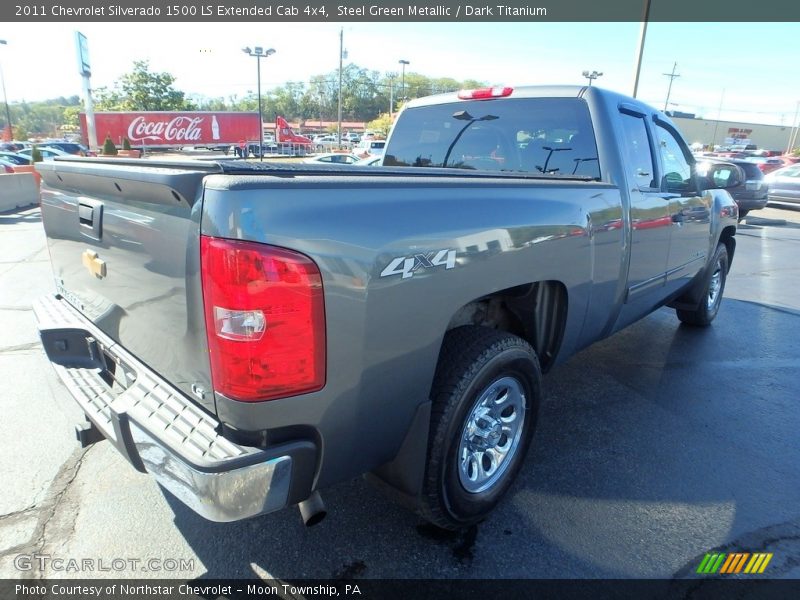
[744,156,784,175]
[765,164,800,205]
[354,139,386,158]
[304,152,361,165]
[355,155,383,166]
[40,141,93,156]
[17,147,72,161]
[343,132,361,144]
[774,155,800,168]
[0,158,16,173]
[34,85,742,530]
[0,151,32,165]
[696,157,768,220]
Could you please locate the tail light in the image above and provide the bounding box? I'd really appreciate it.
[1,164,12,174]
[457,87,513,100]
[200,236,326,402]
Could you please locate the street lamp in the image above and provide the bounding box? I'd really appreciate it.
[582,70,603,86]
[242,46,276,161]
[0,40,13,141]
[399,60,410,107]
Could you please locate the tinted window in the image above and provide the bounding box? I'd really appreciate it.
[655,123,693,193]
[619,113,655,188]
[733,161,763,179]
[384,97,600,179]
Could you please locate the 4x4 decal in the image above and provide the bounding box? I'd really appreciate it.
[380,249,457,279]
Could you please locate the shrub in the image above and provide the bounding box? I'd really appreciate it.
[102,135,118,156]
[122,137,131,151]
[31,146,43,163]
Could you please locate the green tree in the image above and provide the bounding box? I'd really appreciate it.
[366,113,395,138]
[102,135,118,155]
[95,60,195,111]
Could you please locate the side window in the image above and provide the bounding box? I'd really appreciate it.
[655,123,693,193]
[619,113,655,189]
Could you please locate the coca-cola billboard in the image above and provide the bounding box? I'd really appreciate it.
[80,111,261,148]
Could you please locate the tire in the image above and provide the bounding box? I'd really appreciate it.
[676,243,729,326]
[738,209,749,222]
[419,326,542,530]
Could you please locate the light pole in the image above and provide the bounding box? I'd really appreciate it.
[399,60,410,107]
[582,70,603,86]
[242,46,275,161]
[0,40,13,141]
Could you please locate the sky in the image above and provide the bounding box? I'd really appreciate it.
[1,21,799,127]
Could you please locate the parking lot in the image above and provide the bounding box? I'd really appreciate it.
[1,200,799,582]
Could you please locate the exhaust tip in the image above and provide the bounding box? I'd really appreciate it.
[298,491,327,527]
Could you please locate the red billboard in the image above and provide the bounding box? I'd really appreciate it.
[80,111,261,148]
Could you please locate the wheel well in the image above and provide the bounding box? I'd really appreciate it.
[720,225,736,271]
[445,281,568,372]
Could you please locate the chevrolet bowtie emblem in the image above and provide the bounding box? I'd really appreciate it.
[82,250,107,279]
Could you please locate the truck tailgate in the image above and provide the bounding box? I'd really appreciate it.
[37,159,218,414]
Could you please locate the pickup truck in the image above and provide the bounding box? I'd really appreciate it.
[34,86,741,530]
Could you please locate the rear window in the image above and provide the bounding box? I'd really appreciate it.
[734,161,763,178]
[384,97,600,179]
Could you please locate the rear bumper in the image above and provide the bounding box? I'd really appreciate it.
[33,294,312,522]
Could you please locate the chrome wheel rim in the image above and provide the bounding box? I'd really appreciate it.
[707,259,723,311]
[458,376,526,494]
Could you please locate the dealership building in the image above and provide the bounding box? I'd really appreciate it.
[670,114,797,152]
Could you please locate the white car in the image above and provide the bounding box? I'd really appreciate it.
[354,140,385,157]
[355,155,383,166]
[304,153,361,165]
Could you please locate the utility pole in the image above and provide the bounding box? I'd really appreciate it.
[337,28,344,146]
[711,88,725,149]
[787,100,800,154]
[663,62,680,112]
[387,72,396,115]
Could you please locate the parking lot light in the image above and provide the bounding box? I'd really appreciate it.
[399,60,410,106]
[242,46,276,162]
[582,70,603,87]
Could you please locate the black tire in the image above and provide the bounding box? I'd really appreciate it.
[738,209,749,222]
[419,326,542,530]
[677,243,729,326]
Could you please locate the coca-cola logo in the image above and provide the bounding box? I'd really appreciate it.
[127,116,204,143]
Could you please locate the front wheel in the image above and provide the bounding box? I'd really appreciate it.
[420,326,542,530]
[677,243,729,326]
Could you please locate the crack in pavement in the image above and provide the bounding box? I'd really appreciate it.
[0,446,90,579]
[0,505,37,523]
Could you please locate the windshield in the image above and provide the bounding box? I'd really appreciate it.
[384,97,600,179]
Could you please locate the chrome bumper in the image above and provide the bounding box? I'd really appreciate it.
[33,294,292,522]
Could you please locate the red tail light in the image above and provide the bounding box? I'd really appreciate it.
[200,236,326,402]
[1,165,13,174]
[457,87,513,100]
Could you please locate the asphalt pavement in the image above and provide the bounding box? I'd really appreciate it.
[0,200,798,582]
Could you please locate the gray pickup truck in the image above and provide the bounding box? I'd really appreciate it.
[34,86,741,530]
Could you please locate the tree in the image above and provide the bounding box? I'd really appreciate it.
[366,113,395,138]
[102,135,118,155]
[95,60,195,111]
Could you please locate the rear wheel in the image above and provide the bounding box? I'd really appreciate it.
[420,326,541,530]
[677,243,729,326]
[738,209,749,222]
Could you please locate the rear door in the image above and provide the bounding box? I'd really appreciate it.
[652,119,711,289]
[617,109,671,309]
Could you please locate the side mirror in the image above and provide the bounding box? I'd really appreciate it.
[696,161,744,190]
